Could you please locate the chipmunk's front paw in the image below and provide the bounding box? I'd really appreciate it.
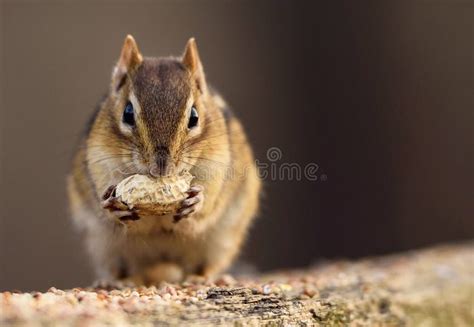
[101,185,140,222]
[174,185,204,222]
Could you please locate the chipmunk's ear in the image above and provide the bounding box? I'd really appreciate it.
[112,35,143,91]
[182,38,207,94]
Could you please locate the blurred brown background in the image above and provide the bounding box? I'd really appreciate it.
[0,0,472,291]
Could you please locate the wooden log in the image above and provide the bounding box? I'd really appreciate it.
[1,243,472,326]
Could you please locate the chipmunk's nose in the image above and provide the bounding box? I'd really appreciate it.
[150,146,171,177]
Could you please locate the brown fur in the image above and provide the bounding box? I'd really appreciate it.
[67,35,261,284]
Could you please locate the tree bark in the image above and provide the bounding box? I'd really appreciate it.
[1,243,472,326]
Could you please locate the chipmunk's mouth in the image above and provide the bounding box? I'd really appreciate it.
[128,151,181,178]
[149,161,176,177]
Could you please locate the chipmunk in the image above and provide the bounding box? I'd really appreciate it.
[67,35,261,285]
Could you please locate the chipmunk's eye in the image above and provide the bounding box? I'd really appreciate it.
[188,106,199,129]
[123,101,135,126]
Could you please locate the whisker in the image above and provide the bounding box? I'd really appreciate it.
[88,154,133,166]
[177,132,231,153]
[86,144,133,152]
[179,141,247,153]
[182,155,230,166]
[115,161,137,175]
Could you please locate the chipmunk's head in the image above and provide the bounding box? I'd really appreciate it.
[97,35,220,177]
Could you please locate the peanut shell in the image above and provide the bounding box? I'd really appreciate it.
[115,170,194,215]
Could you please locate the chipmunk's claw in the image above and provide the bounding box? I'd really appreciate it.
[174,185,204,223]
[102,185,116,201]
[102,185,140,222]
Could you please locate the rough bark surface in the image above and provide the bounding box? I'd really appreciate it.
[1,243,472,326]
